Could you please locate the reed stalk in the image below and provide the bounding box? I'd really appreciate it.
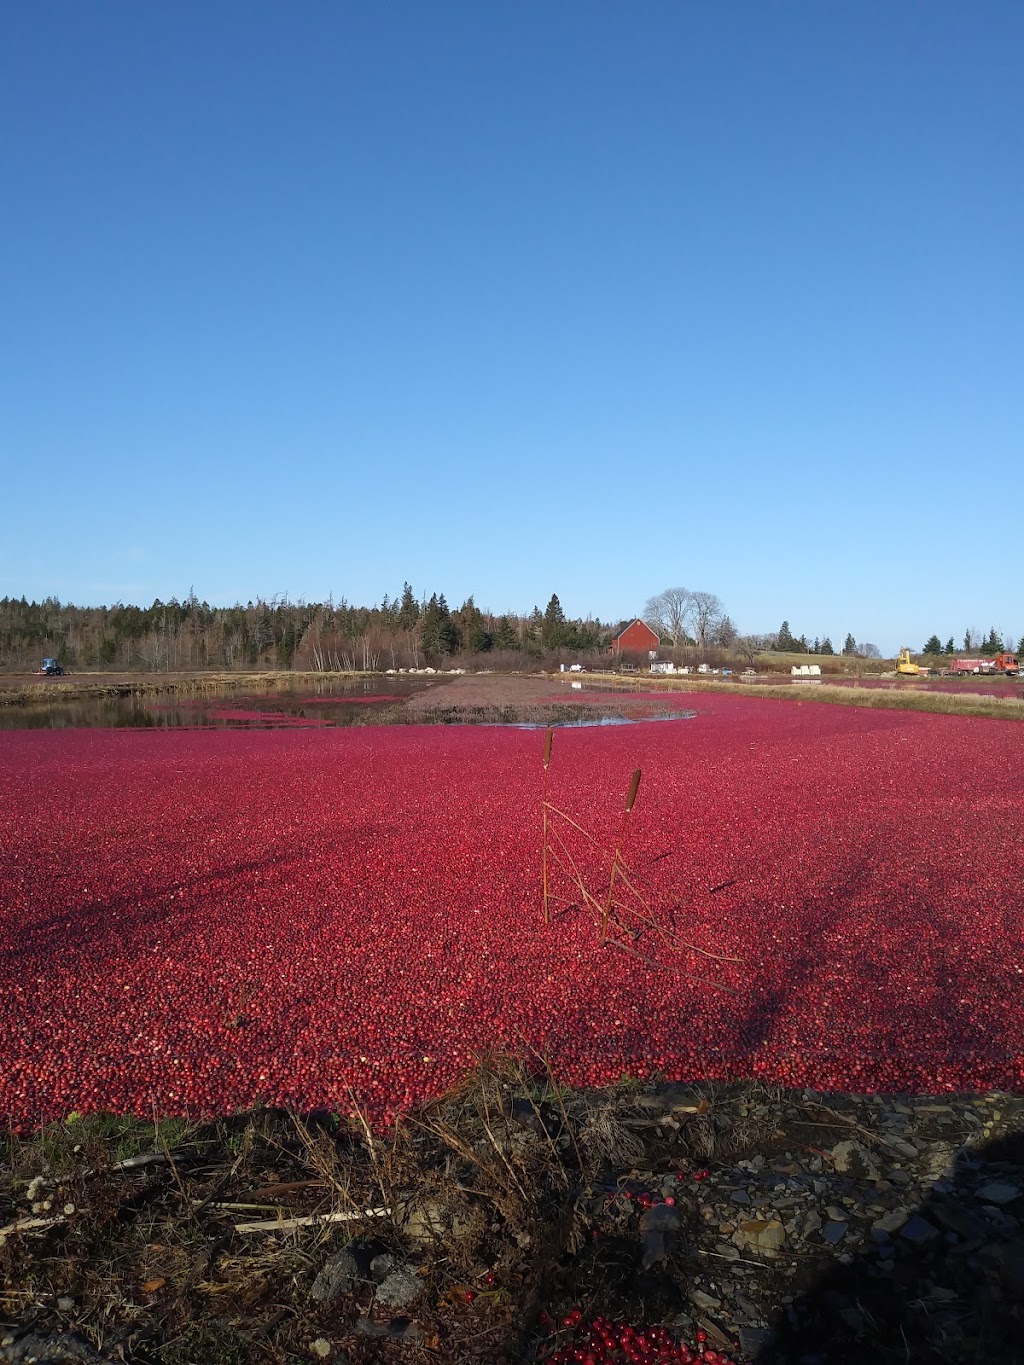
[602,768,642,945]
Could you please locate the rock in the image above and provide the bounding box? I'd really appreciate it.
[900,1215,939,1246]
[823,1221,848,1245]
[355,1318,425,1344]
[375,1267,423,1312]
[885,1136,919,1160]
[975,1180,1020,1206]
[401,1197,472,1246]
[738,1327,774,1356]
[56,1299,75,1313]
[733,1218,786,1257]
[0,1335,112,1364]
[729,1190,751,1205]
[803,1210,822,1238]
[640,1202,681,1268]
[830,1140,881,1179]
[931,1198,987,1240]
[688,1288,721,1312]
[872,1208,909,1235]
[369,1254,396,1281]
[311,1248,360,1303]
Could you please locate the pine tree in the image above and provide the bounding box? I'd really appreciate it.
[493,615,519,651]
[812,637,820,654]
[776,620,797,651]
[1017,635,1024,656]
[945,638,955,654]
[542,594,568,648]
[397,582,420,631]
[922,635,943,655]
[843,633,856,655]
[456,597,490,653]
[819,637,834,655]
[980,627,1002,657]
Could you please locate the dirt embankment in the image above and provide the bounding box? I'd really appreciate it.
[3,1067,1022,1364]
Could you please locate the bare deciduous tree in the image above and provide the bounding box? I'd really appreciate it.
[690,591,724,649]
[643,587,693,644]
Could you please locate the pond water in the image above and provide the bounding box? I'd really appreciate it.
[0,677,429,731]
[0,677,697,731]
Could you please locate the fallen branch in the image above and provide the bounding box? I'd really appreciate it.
[233,1206,390,1234]
[0,1214,60,1239]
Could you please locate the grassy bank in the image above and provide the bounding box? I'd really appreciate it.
[585,671,1024,722]
[0,670,364,708]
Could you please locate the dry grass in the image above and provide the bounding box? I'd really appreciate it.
[0,1064,802,1364]
[583,671,1024,722]
[0,671,365,708]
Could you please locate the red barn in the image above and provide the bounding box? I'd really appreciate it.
[610,619,660,654]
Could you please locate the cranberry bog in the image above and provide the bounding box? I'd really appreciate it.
[3,692,1024,1132]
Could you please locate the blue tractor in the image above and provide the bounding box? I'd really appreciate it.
[41,658,65,676]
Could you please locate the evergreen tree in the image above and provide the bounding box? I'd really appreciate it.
[980,627,1002,657]
[843,633,856,655]
[493,615,519,651]
[1017,635,1024,656]
[812,637,820,654]
[397,582,420,631]
[819,637,834,655]
[776,620,797,651]
[945,638,955,654]
[922,635,943,655]
[796,634,809,653]
[542,594,568,648]
[455,596,490,653]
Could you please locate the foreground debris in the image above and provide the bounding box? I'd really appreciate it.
[2,1067,1023,1363]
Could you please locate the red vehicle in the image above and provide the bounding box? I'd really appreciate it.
[950,653,1019,676]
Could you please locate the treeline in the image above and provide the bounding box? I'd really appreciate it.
[919,629,1023,657]
[0,589,613,673]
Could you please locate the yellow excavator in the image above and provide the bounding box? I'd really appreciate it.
[895,647,921,677]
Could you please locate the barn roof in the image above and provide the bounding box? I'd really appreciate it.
[611,618,658,642]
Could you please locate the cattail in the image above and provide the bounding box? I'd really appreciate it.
[602,767,642,944]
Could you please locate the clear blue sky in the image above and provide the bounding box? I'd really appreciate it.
[3,2,1021,653]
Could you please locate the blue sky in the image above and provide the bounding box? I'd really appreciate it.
[3,1,1021,653]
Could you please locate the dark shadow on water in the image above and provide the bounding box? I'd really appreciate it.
[757,1129,1024,1363]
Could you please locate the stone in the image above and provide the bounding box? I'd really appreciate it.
[738,1327,774,1356]
[375,1267,424,1312]
[830,1140,881,1179]
[900,1215,939,1246]
[733,1218,786,1257]
[872,1208,909,1235]
[369,1254,396,1281]
[885,1136,919,1159]
[931,1199,987,1240]
[688,1288,721,1312]
[803,1210,822,1238]
[0,1334,111,1363]
[401,1197,472,1246]
[355,1319,425,1344]
[311,1248,360,1303]
[975,1180,1020,1206]
[823,1221,848,1245]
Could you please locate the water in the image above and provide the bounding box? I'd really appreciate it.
[0,678,698,731]
[0,677,430,731]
